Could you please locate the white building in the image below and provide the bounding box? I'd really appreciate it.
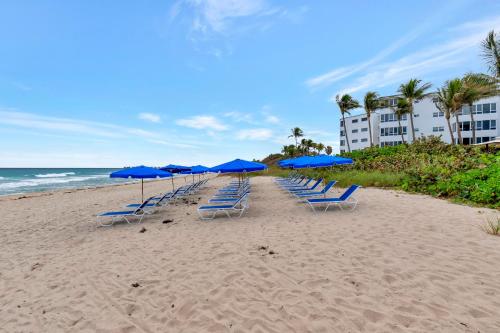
[339,94,499,153]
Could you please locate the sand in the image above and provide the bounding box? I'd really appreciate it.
[0,175,499,333]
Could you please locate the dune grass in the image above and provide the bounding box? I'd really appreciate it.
[481,217,500,236]
[253,166,402,188]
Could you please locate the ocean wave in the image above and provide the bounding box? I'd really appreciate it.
[0,176,4,180]
[0,174,109,190]
[35,172,76,178]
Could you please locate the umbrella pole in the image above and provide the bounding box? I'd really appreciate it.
[192,174,194,183]
[171,177,175,192]
[141,179,144,202]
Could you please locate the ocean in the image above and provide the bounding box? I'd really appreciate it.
[0,168,133,196]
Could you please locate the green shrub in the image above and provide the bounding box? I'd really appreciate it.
[268,137,499,208]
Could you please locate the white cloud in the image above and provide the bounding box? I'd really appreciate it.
[223,111,254,123]
[138,112,161,123]
[176,115,228,131]
[236,128,273,140]
[0,109,200,149]
[260,105,279,124]
[322,15,500,99]
[183,0,274,34]
[305,22,429,89]
[264,114,279,124]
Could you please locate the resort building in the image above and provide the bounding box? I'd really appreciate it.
[339,94,499,152]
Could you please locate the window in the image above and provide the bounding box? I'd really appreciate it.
[492,103,497,113]
[361,138,368,142]
[414,114,419,117]
[361,128,368,132]
[433,126,444,132]
[340,120,344,126]
[352,119,358,124]
[340,140,345,146]
[433,111,444,117]
[352,139,358,143]
[352,129,358,133]
[361,117,367,121]
[462,121,471,131]
[340,130,345,136]
[483,103,490,113]
[340,149,345,153]
[380,113,407,122]
[475,120,496,131]
[380,126,407,136]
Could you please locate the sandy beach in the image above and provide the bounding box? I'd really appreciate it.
[1,175,499,332]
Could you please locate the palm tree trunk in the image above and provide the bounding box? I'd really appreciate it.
[367,114,373,147]
[454,111,463,144]
[398,117,406,144]
[469,102,476,144]
[408,102,416,142]
[342,113,351,152]
[446,116,455,145]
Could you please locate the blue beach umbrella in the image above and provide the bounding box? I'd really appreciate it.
[292,155,353,169]
[110,166,172,201]
[210,159,267,173]
[210,159,267,184]
[160,164,191,173]
[180,165,210,174]
[180,165,211,181]
[279,155,311,168]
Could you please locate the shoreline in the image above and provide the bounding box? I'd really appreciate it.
[0,173,210,201]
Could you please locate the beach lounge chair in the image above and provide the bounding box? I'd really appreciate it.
[197,194,249,220]
[276,174,303,184]
[97,198,152,226]
[208,188,250,203]
[305,185,361,212]
[295,180,337,198]
[127,187,183,211]
[280,177,312,189]
[287,178,323,193]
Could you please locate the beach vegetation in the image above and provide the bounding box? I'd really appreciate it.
[481,217,500,236]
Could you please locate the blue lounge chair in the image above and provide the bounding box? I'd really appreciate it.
[126,188,182,211]
[197,194,249,220]
[295,180,337,198]
[305,185,361,212]
[280,177,312,189]
[97,198,152,226]
[287,178,323,193]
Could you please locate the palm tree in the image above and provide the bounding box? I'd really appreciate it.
[288,127,304,148]
[336,94,361,153]
[306,139,314,155]
[398,79,432,142]
[391,98,410,144]
[445,78,465,144]
[281,144,297,157]
[325,146,333,155]
[300,138,308,155]
[460,73,497,144]
[481,30,500,78]
[363,91,380,147]
[317,143,325,154]
[434,87,456,144]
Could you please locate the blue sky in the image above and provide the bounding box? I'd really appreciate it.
[1,0,499,167]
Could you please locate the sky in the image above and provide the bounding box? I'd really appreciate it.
[1,0,499,167]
